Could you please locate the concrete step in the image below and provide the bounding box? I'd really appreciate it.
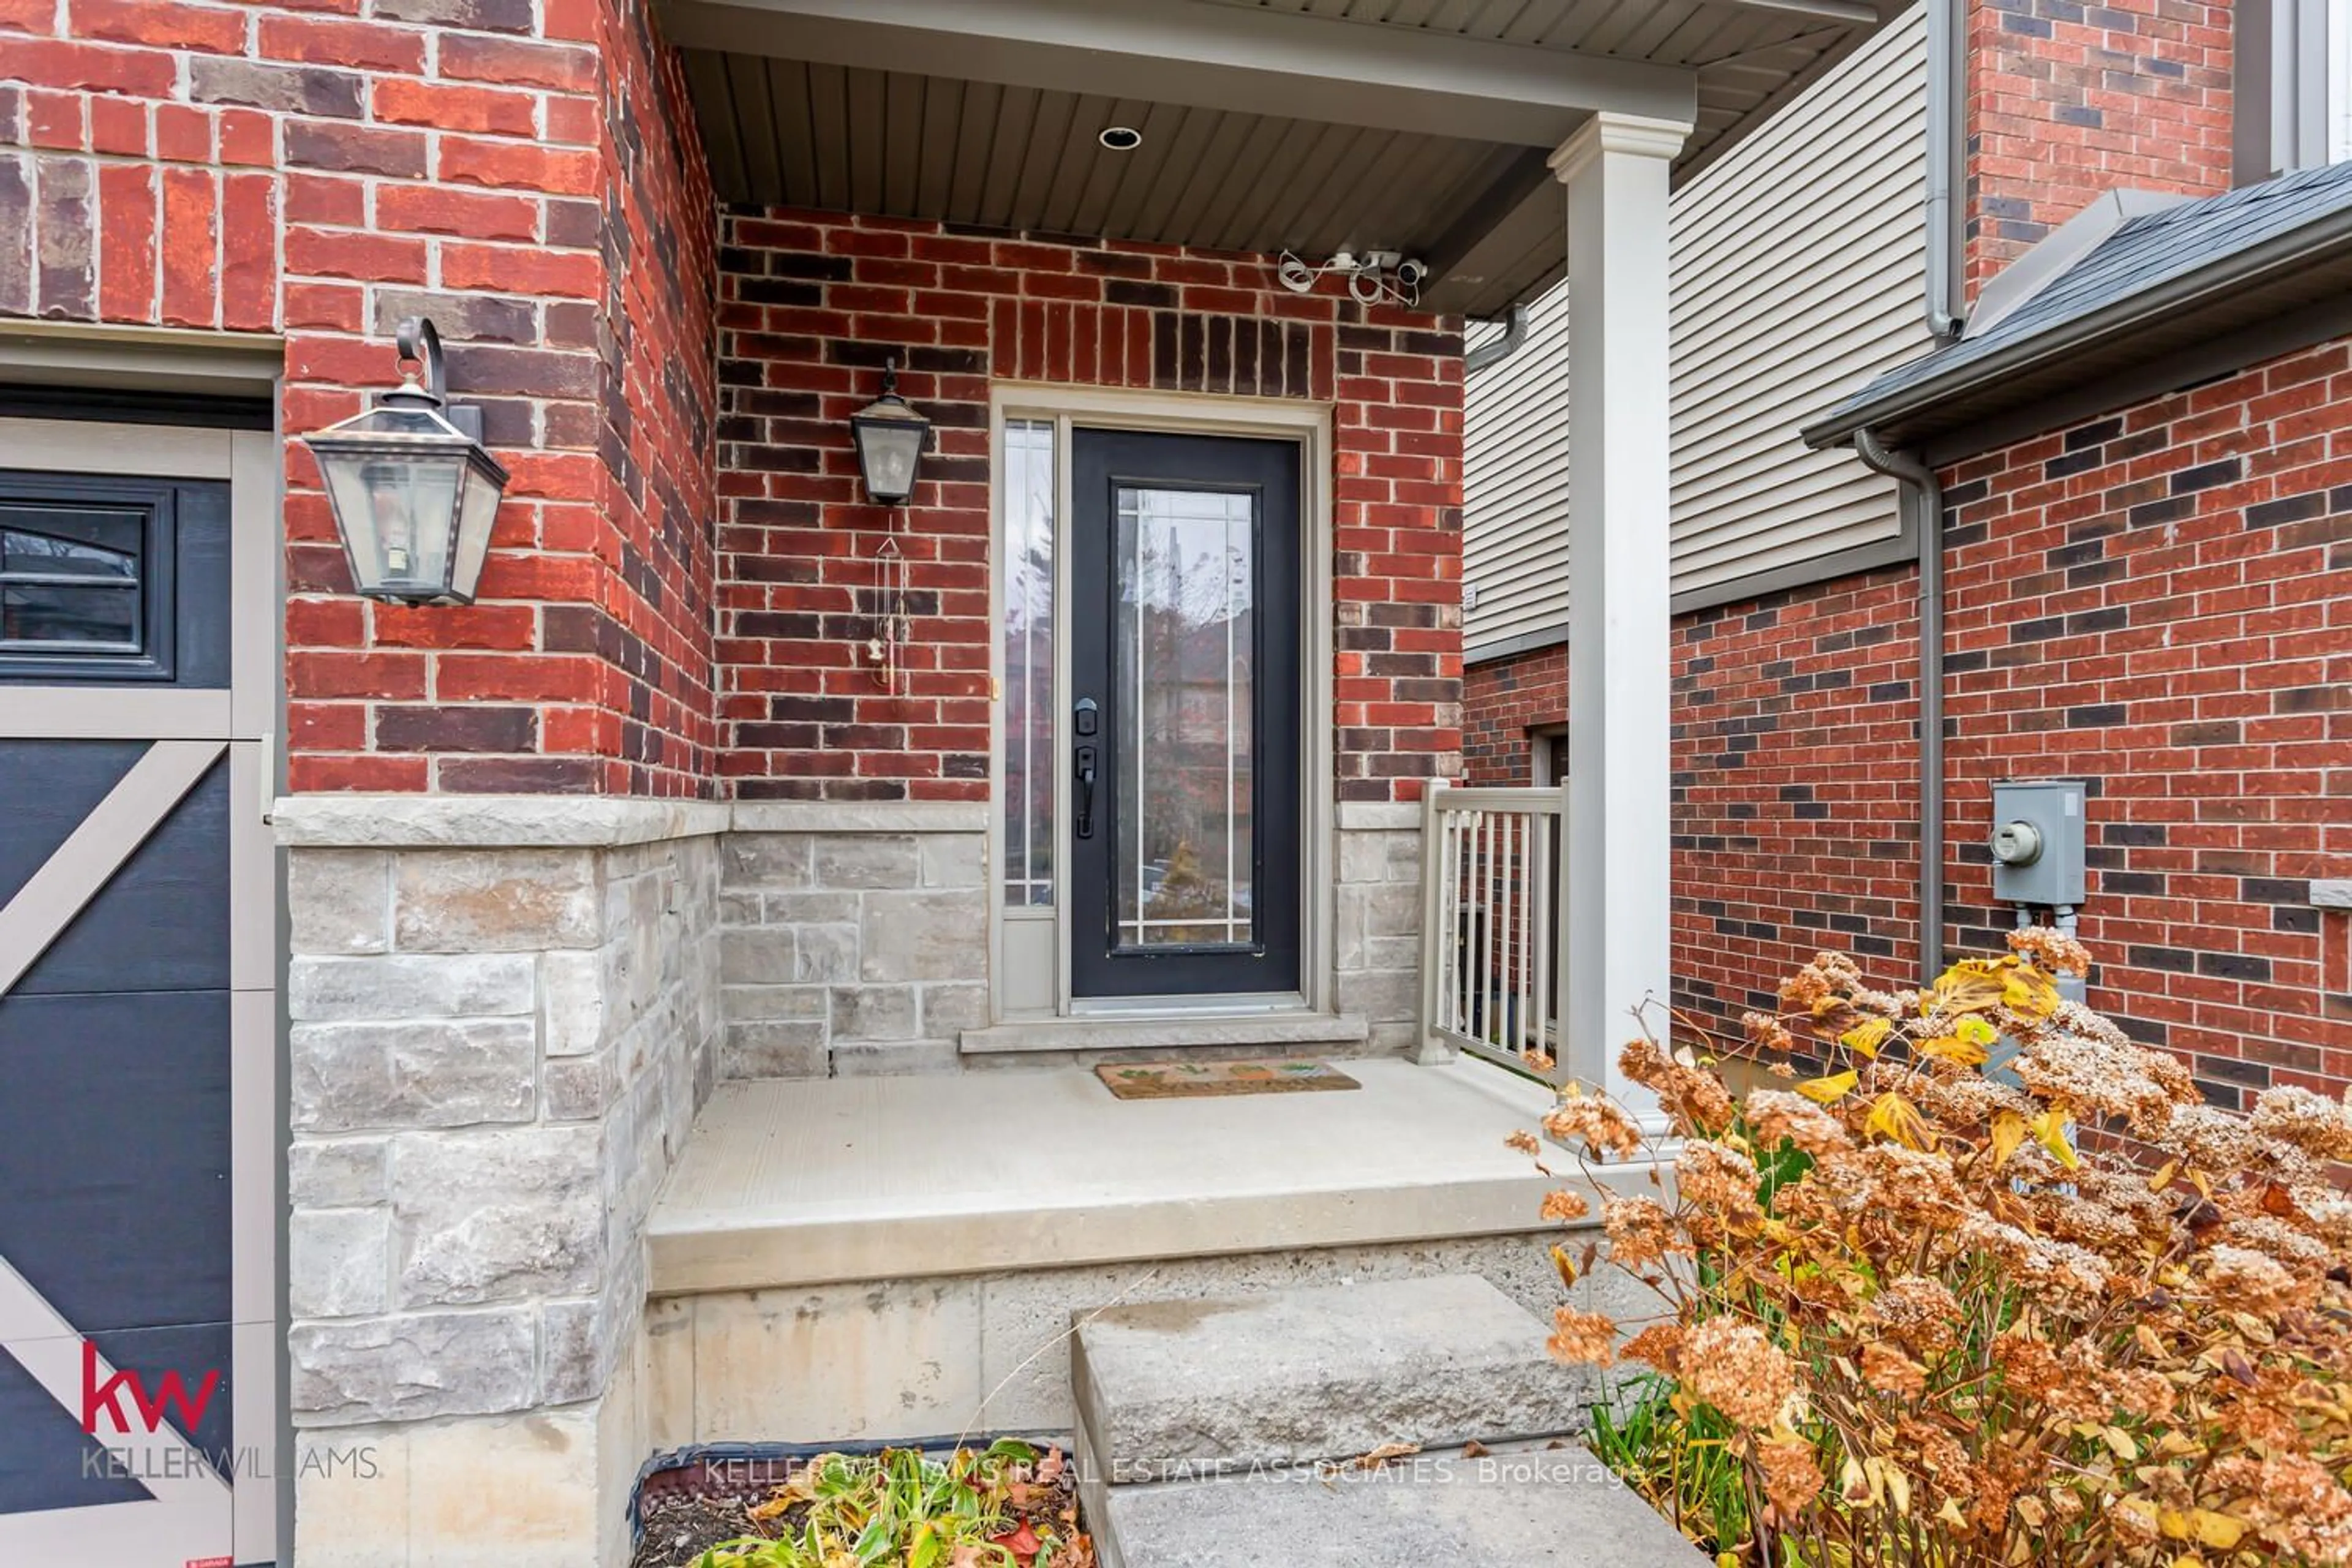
[1085,1438,1709,1568]
[1071,1275,1587,1484]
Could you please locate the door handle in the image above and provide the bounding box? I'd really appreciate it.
[1072,697,1100,840]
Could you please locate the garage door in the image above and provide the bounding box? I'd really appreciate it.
[0,417,278,1568]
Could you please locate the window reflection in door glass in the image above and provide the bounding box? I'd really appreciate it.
[1113,486,1255,950]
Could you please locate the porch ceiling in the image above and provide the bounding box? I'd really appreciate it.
[661,0,1902,318]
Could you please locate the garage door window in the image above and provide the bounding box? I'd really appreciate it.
[0,474,181,682]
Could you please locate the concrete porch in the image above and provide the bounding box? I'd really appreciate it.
[639,1055,1655,1448]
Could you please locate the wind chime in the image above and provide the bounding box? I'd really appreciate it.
[870,515,910,696]
[846,357,932,697]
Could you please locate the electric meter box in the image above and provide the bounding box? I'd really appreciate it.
[1989,778,2087,907]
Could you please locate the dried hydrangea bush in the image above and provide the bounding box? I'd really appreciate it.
[1523,932,2352,1567]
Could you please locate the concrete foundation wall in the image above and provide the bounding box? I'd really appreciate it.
[643,1227,1641,1450]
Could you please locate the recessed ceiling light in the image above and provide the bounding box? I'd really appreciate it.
[1099,126,1144,152]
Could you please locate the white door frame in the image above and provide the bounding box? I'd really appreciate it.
[985,383,1335,1025]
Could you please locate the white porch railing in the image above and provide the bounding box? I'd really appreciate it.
[1418,779,1572,1085]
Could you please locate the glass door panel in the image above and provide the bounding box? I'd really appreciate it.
[1114,486,1256,951]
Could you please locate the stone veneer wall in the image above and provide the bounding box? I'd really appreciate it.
[1337,804,1434,1057]
[278,798,725,1567]
[711,802,1430,1077]
[717,804,989,1077]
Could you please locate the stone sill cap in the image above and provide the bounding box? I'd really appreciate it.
[273,795,986,848]
[2315,880,2352,910]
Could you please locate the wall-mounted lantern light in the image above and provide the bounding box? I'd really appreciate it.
[848,358,931,506]
[300,317,510,606]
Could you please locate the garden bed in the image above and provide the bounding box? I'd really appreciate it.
[630,1436,1095,1568]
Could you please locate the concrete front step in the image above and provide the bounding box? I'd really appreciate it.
[1071,1275,1588,1483]
[1087,1439,1709,1568]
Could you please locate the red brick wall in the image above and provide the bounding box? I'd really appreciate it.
[1962,0,2233,296]
[0,0,718,794]
[1939,336,2351,1104]
[712,209,1464,803]
[1463,335,2352,1106]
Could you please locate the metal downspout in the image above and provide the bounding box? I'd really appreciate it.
[1924,0,1966,339]
[1464,302,1532,375]
[1854,428,1945,981]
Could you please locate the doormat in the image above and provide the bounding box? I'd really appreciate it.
[1093,1059,1360,1099]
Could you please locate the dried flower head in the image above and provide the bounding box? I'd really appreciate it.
[1542,1092,1644,1161]
[1603,1194,1688,1272]
[2202,1243,2310,1317]
[1675,1139,1763,1227]
[1755,1433,1826,1520]
[1860,1340,1928,1401]
[1866,1275,1961,1357]
[1680,1316,1801,1431]
[2011,1027,2195,1137]
[1744,1089,1853,1158]
[2253,1084,2352,1164]
[1620,1321,1683,1372]
[1547,1307,1617,1367]
[2007,925,2090,976]
[1621,1038,1735,1133]
[1540,1189,1590,1224]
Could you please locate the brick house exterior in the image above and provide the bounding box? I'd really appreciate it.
[1464,0,2352,1107]
[5,0,1682,1558]
[4,0,728,796]
[18,0,2339,1562]
[709,209,1463,806]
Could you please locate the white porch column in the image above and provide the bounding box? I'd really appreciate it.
[1551,112,1689,1115]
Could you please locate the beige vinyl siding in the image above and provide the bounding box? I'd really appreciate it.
[1461,285,1571,652]
[1462,5,1933,654]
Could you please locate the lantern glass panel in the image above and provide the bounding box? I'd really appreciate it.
[854,417,925,503]
[317,442,466,600]
[447,453,505,604]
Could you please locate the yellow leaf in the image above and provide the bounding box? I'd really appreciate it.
[2190,1510,2245,1550]
[2033,1109,2079,1170]
[2101,1425,2138,1460]
[2003,967,2060,1021]
[2146,1158,2179,1192]
[1865,1091,1932,1150]
[1841,1017,1892,1058]
[1918,1033,1990,1067]
[1797,1069,1860,1105]
[1989,1110,2028,1169]
[1954,1015,1999,1048]
[1937,1497,1968,1529]
[1931,959,2010,1011]
[1551,1244,1581,1289]
[2158,1507,2191,1540]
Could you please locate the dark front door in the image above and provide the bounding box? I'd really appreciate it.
[1068,429,1302,1000]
